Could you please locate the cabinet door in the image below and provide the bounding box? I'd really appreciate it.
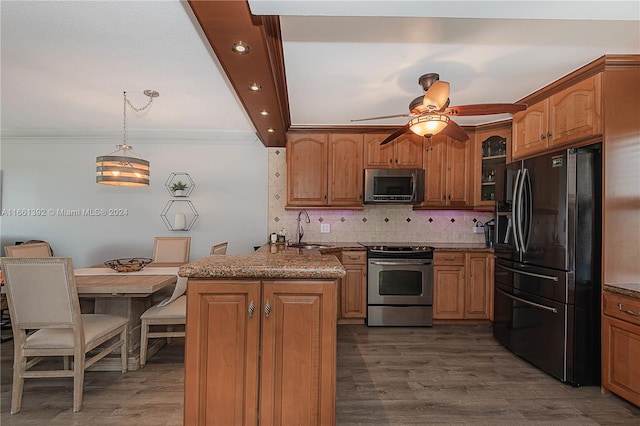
[465,253,493,320]
[394,133,423,168]
[422,135,447,206]
[548,73,602,148]
[340,264,366,318]
[328,134,364,206]
[474,126,509,208]
[364,133,395,168]
[184,281,261,426]
[446,138,471,207]
[602,315,640,407]
[287,134,328,206]
[512,100,549,160]
[260,280,337,426]
[433,265,465,319]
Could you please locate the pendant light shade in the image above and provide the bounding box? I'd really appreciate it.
[96,90,158,186]
[96,145,150,186]
[408,114,450,136]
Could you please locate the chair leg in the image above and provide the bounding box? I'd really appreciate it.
[11,346,26,414]
[140,319,148,368]
[72,352,85,413]
[120,326,128,373]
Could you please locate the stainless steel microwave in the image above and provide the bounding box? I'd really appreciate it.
[363,168,425,204]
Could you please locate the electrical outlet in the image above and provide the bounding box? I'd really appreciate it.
[320,223,331,233]
[473,226,485,234]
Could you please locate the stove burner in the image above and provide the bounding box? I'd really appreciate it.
[363,243,434,259]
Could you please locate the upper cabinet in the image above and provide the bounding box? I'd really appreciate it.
[364,133,423,168]
[287,133,363,208]
[512,73,602,160]
[421,134,471,208]
[473,124,510,209]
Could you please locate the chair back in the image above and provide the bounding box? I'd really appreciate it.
[152,237,191,263]
[210,241,228,255]
[0,257,81,331]
[4,242,53,257]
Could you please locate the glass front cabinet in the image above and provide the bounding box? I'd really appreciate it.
[473,122,510,209]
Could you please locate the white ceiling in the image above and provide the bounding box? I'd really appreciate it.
[2,1,639,141]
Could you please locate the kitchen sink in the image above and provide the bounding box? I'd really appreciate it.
[287,243,334,250]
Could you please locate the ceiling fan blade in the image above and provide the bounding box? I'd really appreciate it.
[380,123,410,145]
[443,103,527,116]
[439,119,469,142]
[422,81,450,111]
[350,113,413,122]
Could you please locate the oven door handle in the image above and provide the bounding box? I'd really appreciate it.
[496,263,558,281]
[369,260,433,266]
[496,288,558,314]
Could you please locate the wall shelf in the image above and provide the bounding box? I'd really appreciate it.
[160,200,199,231]
[165,172,195,197]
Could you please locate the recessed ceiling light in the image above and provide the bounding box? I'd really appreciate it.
[259,110,270,116]
[231,41,250,55]
[249,83,262,92]
[267,128,276,133]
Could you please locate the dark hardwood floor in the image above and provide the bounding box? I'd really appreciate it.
[2,324,639,425]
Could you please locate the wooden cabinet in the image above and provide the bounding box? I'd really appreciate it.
[338,250,367,321]
[184,279,337,425]
[512,73,602,160]
[473,125,509,209]
[287,133,328,206]
[602,291,640,407]
[464,252,494,320]
[433,251,493,320]
[364,133,423,168]
[433,252,465,319]
[422,134,471,207]
[287,133,363,207]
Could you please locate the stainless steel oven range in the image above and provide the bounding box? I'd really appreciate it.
[363,244,434,326]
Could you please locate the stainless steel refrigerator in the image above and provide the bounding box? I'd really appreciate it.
[493,144,601,386]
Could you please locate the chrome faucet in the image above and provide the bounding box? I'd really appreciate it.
[296,209,310,244]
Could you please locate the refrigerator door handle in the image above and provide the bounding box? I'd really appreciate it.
[522,168,532,252]
[512,169,523,252]
[514,168,527,253]
[496,263,559,281]
[496,288,558,314]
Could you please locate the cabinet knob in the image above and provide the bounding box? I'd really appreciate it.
[265,300,271,318]
[248,300,255,318]
[540,134,546,140]
[448,194,451,200]
[547,131,552,139]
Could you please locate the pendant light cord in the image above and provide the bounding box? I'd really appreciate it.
[122,91,155,148]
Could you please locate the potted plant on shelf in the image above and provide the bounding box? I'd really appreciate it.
[171,180,188,197]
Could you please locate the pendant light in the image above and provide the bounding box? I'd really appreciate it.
[96,90,159,186]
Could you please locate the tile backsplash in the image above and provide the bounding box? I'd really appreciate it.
[268,148,494,244]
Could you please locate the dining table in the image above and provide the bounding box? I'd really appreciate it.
[74,262,186,371]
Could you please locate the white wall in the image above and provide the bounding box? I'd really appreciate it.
[0,137,268,267]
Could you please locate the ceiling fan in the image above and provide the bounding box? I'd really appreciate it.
[351,73,527,145]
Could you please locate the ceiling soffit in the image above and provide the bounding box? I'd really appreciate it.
[187,0,290,147]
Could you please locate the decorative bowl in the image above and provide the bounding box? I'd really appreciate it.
[104,258,153,273]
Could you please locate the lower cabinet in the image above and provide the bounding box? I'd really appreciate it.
[602,291,640,407]
[433,251,493,320]
[338,250,367,321]
[184,279,337,426]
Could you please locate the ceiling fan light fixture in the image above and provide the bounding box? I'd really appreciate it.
[409,114,450,136]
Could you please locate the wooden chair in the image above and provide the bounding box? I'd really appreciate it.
[4,242,53,257]
[140,242,225,367]
[152,237,191,263]
[0,257,128,414]
[2,242,54,342]
[210,241,228,255]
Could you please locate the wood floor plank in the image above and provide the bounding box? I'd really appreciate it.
[2,325,639,424]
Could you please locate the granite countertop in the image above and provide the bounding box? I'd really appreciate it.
[179,253,346,280]
[603,283,640,300]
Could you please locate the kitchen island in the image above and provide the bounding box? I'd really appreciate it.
[179,251,345,426]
